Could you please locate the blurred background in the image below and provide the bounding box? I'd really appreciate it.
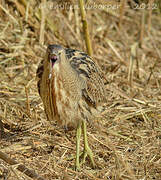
[0,0,161,179]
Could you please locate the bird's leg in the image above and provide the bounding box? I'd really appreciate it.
[75,121,82,170]
[81,121,95,168]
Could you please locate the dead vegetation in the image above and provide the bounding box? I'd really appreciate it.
[0,0,161,179]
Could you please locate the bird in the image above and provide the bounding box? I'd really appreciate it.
[36,44,106,170]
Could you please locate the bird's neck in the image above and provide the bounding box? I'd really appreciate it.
[58,53,72,73]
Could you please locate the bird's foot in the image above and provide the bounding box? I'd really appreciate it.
[75,148,95,171]
[75,151,85,171]
[75,161,80,171]
[65,153,82,171]
[80,145,96,168]
[69,149,95,171]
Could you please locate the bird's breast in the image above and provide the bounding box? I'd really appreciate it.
[49,66,81,127]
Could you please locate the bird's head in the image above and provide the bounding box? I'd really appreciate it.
[46,44,66,78]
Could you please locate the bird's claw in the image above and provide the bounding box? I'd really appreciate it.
[75,148,96,171]
[81,146,96,168]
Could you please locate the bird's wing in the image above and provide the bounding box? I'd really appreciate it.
[66,48,106,106]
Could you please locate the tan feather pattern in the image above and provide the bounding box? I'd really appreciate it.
[36,45,106,127]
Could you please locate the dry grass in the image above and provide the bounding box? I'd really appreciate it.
[0,0,161,179]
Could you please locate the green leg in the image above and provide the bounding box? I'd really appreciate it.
[75,121,82,170]
[82,121,95,168]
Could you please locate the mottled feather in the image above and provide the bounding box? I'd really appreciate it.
[36,45,106,169]
[36,45,106,126]
[66,48,106,106]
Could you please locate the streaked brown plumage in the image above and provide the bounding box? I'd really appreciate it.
[36,44,106,170]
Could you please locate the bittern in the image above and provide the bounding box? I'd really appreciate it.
[36,44,106,170]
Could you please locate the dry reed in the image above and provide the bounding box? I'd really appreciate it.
[0,0,161,179]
